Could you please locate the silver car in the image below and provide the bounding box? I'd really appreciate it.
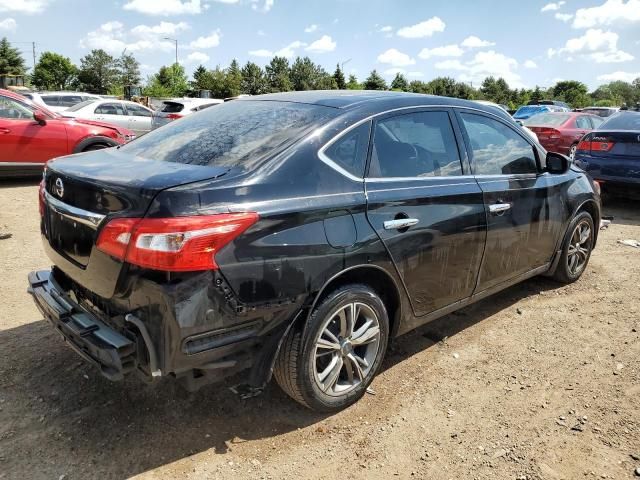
[63,100,155,136]
[151,98,224,129]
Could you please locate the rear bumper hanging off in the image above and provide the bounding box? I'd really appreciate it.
[27,270,136,381]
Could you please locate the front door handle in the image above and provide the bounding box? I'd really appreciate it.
[384,218,419,230]
[0,128,10,134]
[489,203,511,215]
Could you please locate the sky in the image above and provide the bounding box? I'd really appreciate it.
[0,0,639,90]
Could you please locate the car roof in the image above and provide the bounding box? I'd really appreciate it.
[236,90,511,118]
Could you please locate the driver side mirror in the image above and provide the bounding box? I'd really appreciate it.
[546,152,569,174]
[33,110,47,126]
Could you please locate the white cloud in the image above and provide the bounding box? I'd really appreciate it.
[377,48,416,67]
[378,25,392,32]
[384,67,406,76]
[249,40,305,58]
[123,0,203,15]
[0,0,49,13]
[0,17,16,31]
[131,21,189,37]
[434,50,524,88]
[80,20,194,55]
[541,1,565,12]
[573,0,640,28]
[305,35,336,53]
[555,12,573,22]
[597,71,640,82]
[212,0,239,3]
[418,44,464,59]
[523,59,538,68]
[304,24,318,33]
[251,0,274,12]
[188,30,221,49]
[396,17,445,38]
[549,28,634,63]
[185,51,209,63]
[434,59,467,71]
[461,35,495,48]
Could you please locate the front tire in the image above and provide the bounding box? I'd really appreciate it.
[552,211,595,284]
[274,284,389,412]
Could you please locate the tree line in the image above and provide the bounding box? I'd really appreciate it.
[2,37,640,108]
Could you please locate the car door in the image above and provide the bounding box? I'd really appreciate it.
[365,108,487,318]
[92,102,129,129]
[0,94,68,164]
[124,103,153,135]
[455,110,565,292]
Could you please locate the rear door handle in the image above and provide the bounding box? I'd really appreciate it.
[384,218,419,230]
[489,203,511,215]
[0,128,10,134]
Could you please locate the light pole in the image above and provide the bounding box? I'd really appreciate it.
[340,58,352,72]
[163,37,178,66]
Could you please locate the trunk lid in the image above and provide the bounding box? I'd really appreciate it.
[589,131,640,158]
[42,148,230,295]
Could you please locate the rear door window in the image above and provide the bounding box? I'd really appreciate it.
[95,103,126,115]
[576,116,591,129]
[460,113,538,175]
[369,111,462,178]
[161,102,184,113]
[126,104,152,117]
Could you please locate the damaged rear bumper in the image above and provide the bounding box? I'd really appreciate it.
[27,270,136,381]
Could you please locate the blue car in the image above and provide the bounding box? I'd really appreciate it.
[573,111,640,194]
[513,105,551,121]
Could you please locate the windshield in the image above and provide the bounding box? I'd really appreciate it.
[513,105,548,119]
[161,102,185,113]
[120,100,337,169]
[524,113,570,126]
[599,112,640,131]
[66,100,96,112]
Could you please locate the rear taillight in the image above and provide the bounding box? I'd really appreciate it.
[576,139,615,152]
[96,213,259,271]
[538,127,561,139]
[166,113,183,120]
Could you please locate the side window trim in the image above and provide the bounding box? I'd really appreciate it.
[365,107,466,180]
[452,107,542,176]
[317,119,372,181]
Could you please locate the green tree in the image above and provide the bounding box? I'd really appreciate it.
[290,56,325,91]
[390,72,409,92]
[363,70,387,90]
[145,63,188,97]
[480,76,511,104]
[530,86,543,104]
[192,65,208,89]
[408,80,430,94]
[241,61,267,95]
[77,49,118,94]
[317,73,338,90]
[117,52,141,87]
[346,74,361,90]
[32,52,77,90]
[0,37,26,75]
[265,56,292,92]
[551,80,589,108]
[224,59,243,97]
[333,63,346,89]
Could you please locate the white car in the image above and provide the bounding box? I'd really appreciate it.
[151,98,223,129]
[63,99,155,136]
[21,91,102,113]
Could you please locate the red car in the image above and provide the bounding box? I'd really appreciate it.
[524,112,604,159]
[0,89,134,177]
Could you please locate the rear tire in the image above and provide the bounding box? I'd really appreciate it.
[552,211,595,284]
[569,143,577,161]
[274,284,389,412]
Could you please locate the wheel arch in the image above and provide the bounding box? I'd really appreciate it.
[72,135,119,153]
[574,198,600,246]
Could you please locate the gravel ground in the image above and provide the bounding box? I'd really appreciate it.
[0,180,638,480]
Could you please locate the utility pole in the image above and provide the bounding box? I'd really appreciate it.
[32,42,36,70]
[163,37,179,95]
[163,37,178,66]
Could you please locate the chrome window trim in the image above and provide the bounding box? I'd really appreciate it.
[317,103,520,182]
[44,191,106,228]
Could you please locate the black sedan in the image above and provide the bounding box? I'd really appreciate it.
[29,91,601,412]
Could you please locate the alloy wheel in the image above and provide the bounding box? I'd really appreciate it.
[312,302,381,397]
[567,220,592,276]
[569,144,577,161]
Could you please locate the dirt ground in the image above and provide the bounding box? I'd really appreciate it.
[0,179,638,480]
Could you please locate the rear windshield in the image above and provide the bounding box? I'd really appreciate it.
[120,100,337,169]
[524,113,570,126]
[599,112,640,130]
[161,102,185,113]
[514,105,548,118]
